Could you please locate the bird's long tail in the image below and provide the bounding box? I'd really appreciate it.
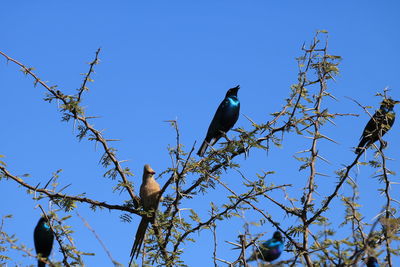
[129,218,150,265]
[197,137,219,157]
[38,259,46,267]
[355,138,368,154]
[197,140,209,157]
[246,255,254,262]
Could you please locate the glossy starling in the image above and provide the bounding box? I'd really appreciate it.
[197,85,240,157]
[355,98,399,154]
[247,231,284,263]
[34,216,54,267]
[366,256,379,267]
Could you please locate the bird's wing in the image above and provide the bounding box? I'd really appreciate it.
[382,111,396,132]
[214,98,230,117]
[360,112,380,139]
[262,238,281,249]
[204,98,230,137]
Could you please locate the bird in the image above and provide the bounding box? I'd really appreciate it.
[355,98,400,154]
[247,231,284,263]
[130,164,161,264]
[33,216,54,267]
[197,85,240,157]
[366,256,379,267]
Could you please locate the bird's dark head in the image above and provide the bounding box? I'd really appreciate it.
[225,85,240,98]
[37,216,52,229]
[380,98,400,111]
[272,231,283,241]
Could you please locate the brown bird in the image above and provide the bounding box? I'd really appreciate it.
[130,164,161,264]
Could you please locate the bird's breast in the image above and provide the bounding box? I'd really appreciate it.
[140,179,161,210]
[228,97,240,106]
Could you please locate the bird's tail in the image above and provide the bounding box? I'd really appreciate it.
[355,138,368,154]
[246,253,256,262]
[38,259,46,267]
[197,140,209,157]
[129,218,150,265]
[197,137,218,157]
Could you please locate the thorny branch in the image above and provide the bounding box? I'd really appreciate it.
[299,34,329,267]
[0,166,137,214]
[377,141,393,266]
[0,49,138,206]
[76,212,120,266]
[77,48,101,102]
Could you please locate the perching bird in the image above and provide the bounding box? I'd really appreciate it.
[34,216,54,267]
[366,256,379,267]
[247,231,284,263]
[130,164,161,263]
[355,98,399,154]
[197,85,240,157]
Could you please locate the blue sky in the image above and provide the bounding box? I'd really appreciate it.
[1,1,400,266]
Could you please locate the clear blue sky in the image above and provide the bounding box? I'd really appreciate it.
[1,1,400,266]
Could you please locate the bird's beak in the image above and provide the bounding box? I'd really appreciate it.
[395,100,400,104]
[232,85,240,93]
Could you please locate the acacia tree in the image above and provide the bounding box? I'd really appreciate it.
[0,31,399,266]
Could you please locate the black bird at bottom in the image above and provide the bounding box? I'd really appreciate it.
[366,256,379,267]
[34,216,54,267]
[197,85,240,157]
[355,98,399,154]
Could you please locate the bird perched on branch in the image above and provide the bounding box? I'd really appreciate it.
[247,231,283,263]
[130,164,161,263]
[34,216,54,267]
[197,85,240,157]
[366,256,379,267]
[355,98,399,154]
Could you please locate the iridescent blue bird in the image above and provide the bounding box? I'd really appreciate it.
[34,216,54,267]
[197,85,240,157]
[366,256,379,267]
[355,98,399,154]
[247,231,284,263]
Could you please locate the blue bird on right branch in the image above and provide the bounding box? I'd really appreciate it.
[247,231,284,263]
[197,85,240,157]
